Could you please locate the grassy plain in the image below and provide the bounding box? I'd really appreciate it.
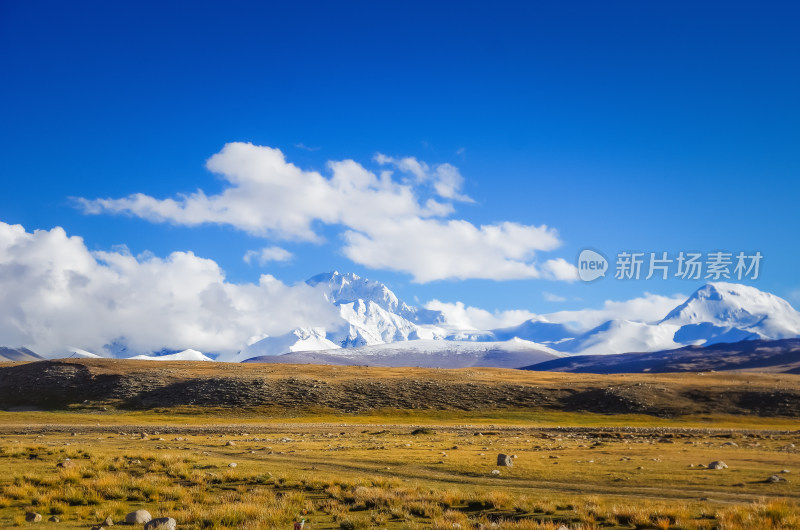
[0,363,798,528]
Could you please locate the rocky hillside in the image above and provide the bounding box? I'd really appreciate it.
[0,359,798,417]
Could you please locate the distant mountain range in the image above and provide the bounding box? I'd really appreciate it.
[230,274,800,366]
[523,338,800,374]
[0,347,43,362]
[243,338,562,369]
[4,271,800,370]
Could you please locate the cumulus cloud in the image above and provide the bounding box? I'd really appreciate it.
[0,221,338,356]
[543,292,688,329]
[78,143,572,283]
[243,246,293,265]
[427,291,687,332]
[425,300,539,331]
[540,258,579,281]
[343,218,563,283]
[373,153,473,202]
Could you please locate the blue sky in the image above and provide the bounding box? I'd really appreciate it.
[1,0,799,336]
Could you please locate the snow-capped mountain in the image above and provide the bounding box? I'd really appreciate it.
[24,271,798,366]
[230,277,800,363]
[554,282,800,356]
[129,349,214,361]
[307,271,443,325]
[660,282,800,340]
[57,347,102,359]
[244,338,562,369]
[304,272,447,348]
[224,328,340,363]
[557,320,682,356]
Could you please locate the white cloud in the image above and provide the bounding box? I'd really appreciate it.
[427,291,687,332]
[374,153,473,202]
[541,258,579,281]
[243,246,293,265]
[0,221,338,356]
[542,292,688,330]
[543,292,567,302]
[294,142,320,151]
[424,300,539,331]
[342,218,562,283]
[78,143,571,283]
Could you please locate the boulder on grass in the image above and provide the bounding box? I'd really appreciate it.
[144,517,177,530]
[125,510,152,524]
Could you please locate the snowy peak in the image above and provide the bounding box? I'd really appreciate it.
[307,271,443,324]
[129,349,214,361]
[308,271,400,310]
[231,328,340,362]
[660,282,800,338]
[556,283,800,356]
[243,338,562,369]
[558,319,681,356]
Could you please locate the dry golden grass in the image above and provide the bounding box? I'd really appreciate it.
[0,410,798,528]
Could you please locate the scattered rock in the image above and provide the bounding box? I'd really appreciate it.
[103,516,114,525]
[225,441,236,446]
[144,517,177,530]
[497,454,513,467]
[491,469,500,475]
[708,461,728,470]
[47,516,59,522]
[781,469,790,473]
[228,462,237,468]
[125,510,152,524]
[723,441,738,447]
[767,474,787,483]
[25,511,42,522]
[90,526,105,530]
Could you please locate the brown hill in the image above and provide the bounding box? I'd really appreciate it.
[0,359,798,417]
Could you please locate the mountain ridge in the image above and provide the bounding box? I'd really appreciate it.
[12,271,800,368]
[522,337,800,374]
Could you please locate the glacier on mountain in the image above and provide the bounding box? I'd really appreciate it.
[32,271,800,365]
[234,276,800,361]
